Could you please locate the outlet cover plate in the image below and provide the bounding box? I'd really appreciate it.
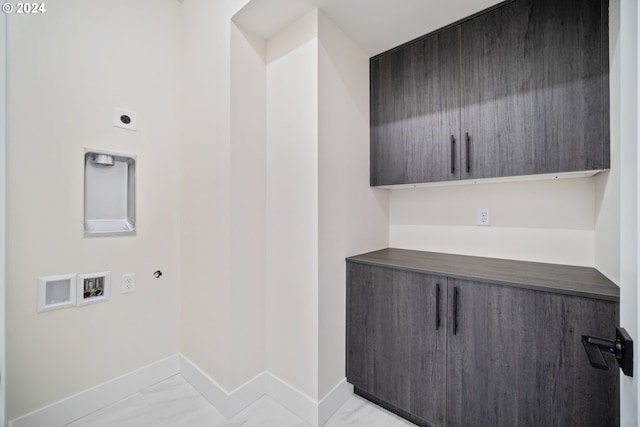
[477,208,490,226]
[113,108,137,131]
[122,273,136,294]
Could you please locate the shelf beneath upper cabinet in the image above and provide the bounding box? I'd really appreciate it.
[373,170,604,190]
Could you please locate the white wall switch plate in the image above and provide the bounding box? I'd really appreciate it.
[477,208,490,226]
[113,108,137,131]
[121,273,136,293]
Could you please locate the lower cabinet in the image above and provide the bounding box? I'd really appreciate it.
[346,264,446,426]
[346,263,619,427]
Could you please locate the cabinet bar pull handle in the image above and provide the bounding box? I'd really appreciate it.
[453,287,459,335]
[450,135,456,174]
[436,284,441,330]
[465,133,471,173]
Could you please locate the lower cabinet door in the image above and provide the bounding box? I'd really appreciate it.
[346,263,446,426]
[446,278,619,427]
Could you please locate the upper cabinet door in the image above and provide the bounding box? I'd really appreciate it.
[370,26,461,186]
[460,0,608,179]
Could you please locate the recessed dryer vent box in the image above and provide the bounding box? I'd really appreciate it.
[84,149,136,237]
[38,274,77,313]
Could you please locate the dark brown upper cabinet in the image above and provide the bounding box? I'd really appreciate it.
[370,0,609,186]
[370,26,461,185]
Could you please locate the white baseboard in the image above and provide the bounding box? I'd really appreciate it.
[318,378,353,426]
[180,355,351,426]
[178,354,266,419]
[9,354,352,427]
[263,372,352,426]
[9,355,179,427]
[265,372,319,425]
[227,369,267,417]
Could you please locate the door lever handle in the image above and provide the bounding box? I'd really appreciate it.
[582,327,633,377]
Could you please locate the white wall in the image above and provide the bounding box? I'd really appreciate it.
[390,178,597,266]
[265,10,320,400]
[180,0,232,390]
[230,22,267,388]
[317,11,389,399]
[7,0,182,419]
[596,0,622,286]
[595,170,620,281]
[263,10,391,402]
[181,0,268,393]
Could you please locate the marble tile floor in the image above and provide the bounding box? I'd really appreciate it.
[64,374,415,427]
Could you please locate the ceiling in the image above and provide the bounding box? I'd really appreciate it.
[232,0,504,57]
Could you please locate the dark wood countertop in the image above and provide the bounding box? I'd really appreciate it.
[347,248,619,302]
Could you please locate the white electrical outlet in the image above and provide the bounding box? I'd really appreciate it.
[477,208,490,226]
[121,273,136,294]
